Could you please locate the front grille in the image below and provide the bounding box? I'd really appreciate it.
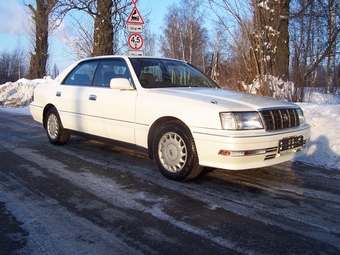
[259,108,300,130]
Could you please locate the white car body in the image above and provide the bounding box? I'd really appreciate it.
[30,56,311,181]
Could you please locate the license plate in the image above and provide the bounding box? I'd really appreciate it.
[278,136,303,154]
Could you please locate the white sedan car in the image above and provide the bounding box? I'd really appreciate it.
[30,56,311,181]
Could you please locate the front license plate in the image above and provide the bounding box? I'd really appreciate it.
[278,136,303,154]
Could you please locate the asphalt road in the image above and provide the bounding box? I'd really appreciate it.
[0,109,339,255]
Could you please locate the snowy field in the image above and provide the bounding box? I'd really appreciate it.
[1,78,339,170]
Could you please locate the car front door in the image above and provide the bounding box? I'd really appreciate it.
[86,59,137,144]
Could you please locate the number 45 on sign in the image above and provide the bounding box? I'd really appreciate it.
[128,33,144,50]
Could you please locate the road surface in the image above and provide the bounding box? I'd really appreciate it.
[0,108,339,254]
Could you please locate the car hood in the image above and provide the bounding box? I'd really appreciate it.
[148,87,297,111]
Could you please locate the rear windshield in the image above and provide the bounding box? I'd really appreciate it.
[129,58,220,89]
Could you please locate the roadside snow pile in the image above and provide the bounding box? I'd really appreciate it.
[243,75,340,104]
[296,102,340,170]
[243,75,295,100]
[0,78,43,107]
[303,90,340,104]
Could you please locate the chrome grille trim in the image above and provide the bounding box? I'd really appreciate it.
[259,108,300,130]
[266,147,278,153]
[264,154,277,160]
[264,147,278,160]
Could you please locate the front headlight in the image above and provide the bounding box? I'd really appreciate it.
[296,108,305,124]
[220,112,264,130]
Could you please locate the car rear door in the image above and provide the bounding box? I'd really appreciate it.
[57,60,99,133]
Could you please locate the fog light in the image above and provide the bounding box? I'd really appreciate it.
[218,149,266,157]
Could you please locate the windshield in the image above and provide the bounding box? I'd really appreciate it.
[129,58,220,89]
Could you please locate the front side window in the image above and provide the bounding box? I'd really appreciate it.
[129,58,220,89]
[92,59,131,87]
[62,61,99,86]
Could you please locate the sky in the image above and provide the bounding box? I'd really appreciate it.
[0,0,181,72]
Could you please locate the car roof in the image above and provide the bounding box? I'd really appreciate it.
[79,55,187,64]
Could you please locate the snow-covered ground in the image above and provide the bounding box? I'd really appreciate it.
[1,79,339,170]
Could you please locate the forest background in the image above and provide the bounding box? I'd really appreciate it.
[0,0,339,102]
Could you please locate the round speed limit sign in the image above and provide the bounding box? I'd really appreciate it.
[128,33,144,50]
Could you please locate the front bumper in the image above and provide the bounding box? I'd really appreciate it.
[193,125,311,170]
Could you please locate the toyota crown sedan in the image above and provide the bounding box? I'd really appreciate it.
[30,56,311,181]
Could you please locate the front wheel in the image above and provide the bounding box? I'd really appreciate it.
[45,108,70,145]
[152,121,202,181]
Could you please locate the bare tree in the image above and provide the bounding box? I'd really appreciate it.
[209,0,291,96]
[290,0,340,101]
[326,0,338,93]
[0,47,27,84]
[218,19,257,90]
[208,1,263,88]
[252,0,290,80]
[92,0,114,55]
[55,0,131,57]
[143,28,157,56]
[60,12,95,59]
[26,0,58,79]
[208,0,339,101]
[160,0,209,70]
[0,52,13,84]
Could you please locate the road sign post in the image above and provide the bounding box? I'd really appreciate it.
[126,0,144,54]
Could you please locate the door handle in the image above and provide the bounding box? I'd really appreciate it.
[56,91,61,97]
[89,94,97,101]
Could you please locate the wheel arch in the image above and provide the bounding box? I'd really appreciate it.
[147,117,191,159]
[42,104,57,129]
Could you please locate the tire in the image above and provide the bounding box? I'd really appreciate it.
[152,121,202,181]
[45,108,70,145]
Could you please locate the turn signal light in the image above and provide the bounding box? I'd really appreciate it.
[218,149,266,157]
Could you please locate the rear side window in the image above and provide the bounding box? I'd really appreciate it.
[62,61,99,86]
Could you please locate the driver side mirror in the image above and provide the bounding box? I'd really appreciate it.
[110,78,134,90]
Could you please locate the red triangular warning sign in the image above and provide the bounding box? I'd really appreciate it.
[126,6,145,25]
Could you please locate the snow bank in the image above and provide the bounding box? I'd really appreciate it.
[243,75,340,104]
[304,90,340,105]
[296,103,340,170]
[242,75,295,101]
[0,79,339,170]
[0,79,44,107]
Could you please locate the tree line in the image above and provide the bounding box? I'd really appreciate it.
[0,47,27,84]
[0,0,339,102]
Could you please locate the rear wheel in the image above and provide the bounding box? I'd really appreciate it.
[45,108,70,145]
[152,121,202,181]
